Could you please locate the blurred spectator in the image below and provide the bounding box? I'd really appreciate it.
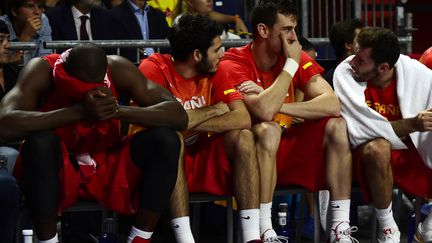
[100,0,124,9]
[147,0,177,26]
[45,0,119,54]
[298,36,317,59]
[172,0,247,39]
[0,19,20,243]
[0,0,53,64]
[324,18,365,87]
[172,0,248,37]
[110,0,169,62]
[420,46,432,69]
[44,0,61,9]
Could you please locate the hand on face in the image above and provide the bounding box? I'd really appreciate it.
[82,87,119,120]
[280,30,302,63]
[21,15,42,39]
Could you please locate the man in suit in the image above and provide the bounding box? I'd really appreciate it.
[45,0,119,53]
[111,0,170,62]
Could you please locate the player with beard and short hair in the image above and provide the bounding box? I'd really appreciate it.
[334,27,432,243]
[134,14,263,243]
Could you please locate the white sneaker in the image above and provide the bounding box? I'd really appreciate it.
[377,228,401,243]
[263,236,289,243]
[329,222,359,243]
[415,222,432,242]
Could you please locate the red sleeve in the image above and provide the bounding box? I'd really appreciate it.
[210,70,243,104]
[293,51,325,92]
[42,54,61,68]
[219,55,255,87]
[138,57,167,88]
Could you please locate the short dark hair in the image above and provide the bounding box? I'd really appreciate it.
[329,18,365,61]
[357,27,400,68]
[168,14,223,62]
[64,43,107,83]
[251,0,298,38]
[0,20,9,34]
[6,0,43,18]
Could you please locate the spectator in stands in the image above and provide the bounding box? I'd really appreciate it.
[218,0,355,242]
[136,14,262,243]
[0,0,53,64]
[333,27,432,243]
[298,35,317,60]
[324,18,365,87]
[45,0,119,53]
[0,43,188,243]
[44,0,61,9]
[110,0,170,62]
[100,0,124,9]
[0,19,20,243]
[172,0,248,39]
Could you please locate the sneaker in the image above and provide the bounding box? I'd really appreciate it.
[263,236,290,243]
[377,228,400,243]
[247,240,263,243]
[131,236,151,243]
[329,222,359,243]
[415,222,432,242]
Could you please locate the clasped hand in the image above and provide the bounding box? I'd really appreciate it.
[82,87,119,120]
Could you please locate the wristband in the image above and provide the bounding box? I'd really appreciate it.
[283,58,299,77]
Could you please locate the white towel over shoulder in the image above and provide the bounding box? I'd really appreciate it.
[334,54,432,169]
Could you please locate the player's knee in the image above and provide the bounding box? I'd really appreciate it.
[361,138,391,168]
[22,131,59,154]
[253,122,281,153]
[325,117,349,145]
[234,129,255,154]
[20,131,61,170]
[133,128,180,174]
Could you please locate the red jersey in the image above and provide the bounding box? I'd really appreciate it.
[220,43,324,127]
[364,76,402,121]
[139,53,242,107]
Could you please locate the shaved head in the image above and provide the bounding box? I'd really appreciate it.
[64,43,107,83]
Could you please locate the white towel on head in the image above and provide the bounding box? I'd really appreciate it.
[334,54,432,169]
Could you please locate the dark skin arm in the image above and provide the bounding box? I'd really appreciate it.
[108,55,188,130]
[0,58,86,142]
[0,56,188,143]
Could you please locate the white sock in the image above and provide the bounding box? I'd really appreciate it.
[260,202,275,236]
[171,216,195,243]
[127,226,152,243]
[330,199,351,230]
[239,209,260,242]
[38,234,58,243]
[375,203,398,230]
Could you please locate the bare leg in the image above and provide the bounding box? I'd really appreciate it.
[360,138,393,209]
[252,121,281,204]
[170,136,189,218]
[224,129,261,242]
[324,117,352,201]
[223,129,260,209]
